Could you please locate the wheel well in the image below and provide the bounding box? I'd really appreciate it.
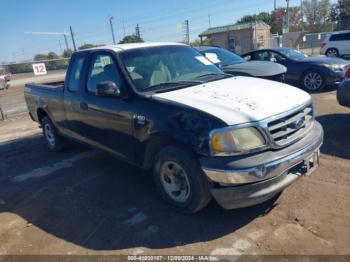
[37,108,48,124]
[326,47,338,53]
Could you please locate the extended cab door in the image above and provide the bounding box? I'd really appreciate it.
[75,51,135,161]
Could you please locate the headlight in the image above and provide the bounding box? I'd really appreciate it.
[325,64,344,72]
[210,127,266,156]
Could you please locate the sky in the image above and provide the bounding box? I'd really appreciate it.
[0,0,325,63]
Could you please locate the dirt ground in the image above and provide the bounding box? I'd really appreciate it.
[0,82,349,257]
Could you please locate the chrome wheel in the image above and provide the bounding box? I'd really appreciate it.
[44,123,55,148]
[160,161,191,203]
[303,72,323,91]
[326,49,338,57]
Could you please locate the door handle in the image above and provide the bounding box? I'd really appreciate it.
[80,102,88,110]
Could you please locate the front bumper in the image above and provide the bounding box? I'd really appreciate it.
[325,70,346,86]
[200,121,323,209]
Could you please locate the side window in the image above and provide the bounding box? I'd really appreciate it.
[330,33,350,41]
[87,53,122,94]
[243,55,252,61]
[67,55,85,92]
[255,51,271,61]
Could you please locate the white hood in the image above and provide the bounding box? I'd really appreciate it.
[153,76,311,125]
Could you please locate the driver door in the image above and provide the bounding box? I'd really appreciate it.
[77,51,135,161]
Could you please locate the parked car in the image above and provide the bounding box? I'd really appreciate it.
[337,65,350,107]
[242,48,349,92]
[0,66,10,90]
[320,31,350,57]
[24,43,323,214]
[195,46,287,82]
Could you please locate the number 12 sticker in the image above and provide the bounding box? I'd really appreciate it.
[32,63,47,76]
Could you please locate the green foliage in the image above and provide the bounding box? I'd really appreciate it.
[62,49,74,58]
[237,12,272,25]
[119,35,144,44]
[78,43,98,50]
[34,54,48,61]
[190,38,212,47]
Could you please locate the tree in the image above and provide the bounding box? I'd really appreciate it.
[331,0,350,30]
[78,43,98,50]
[34,54,48,61]
[302,0,333,32]
[119,35,144,44]
[62,49,74,58]
[271,7,302,34]
[237,12,272,25]
[191,38,212,47]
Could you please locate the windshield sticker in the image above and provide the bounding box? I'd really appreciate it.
[195,56,212,65]
[204,53,221,64]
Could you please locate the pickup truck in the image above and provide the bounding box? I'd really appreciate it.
[25,43,324,214]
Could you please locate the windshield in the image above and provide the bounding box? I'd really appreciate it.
[201,48,245,66]
[278,48,307,60]
[119,45,225,92]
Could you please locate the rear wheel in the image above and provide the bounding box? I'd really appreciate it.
[326,48,339,57]
[301,70,325,92]
[42,116,67,152]
[153,146,212,214]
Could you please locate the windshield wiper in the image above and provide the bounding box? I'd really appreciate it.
[195,73,233,81]
[143,80,204,93]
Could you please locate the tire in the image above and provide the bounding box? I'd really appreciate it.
[42,116,67,152]
[326,48,339,57]
[153,145,212,214]
[301,70,325,92]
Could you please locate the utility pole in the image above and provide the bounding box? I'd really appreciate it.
[184,20,190,45]
[274,0,277,10]
[135,24,141,39]
[208,14,212,28]
[286,0,290,33]
[69,26,77,51]
[109,16,116,45]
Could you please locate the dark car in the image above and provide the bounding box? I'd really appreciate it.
[195,46,287,82]
[242,48,349,92]
[337,66,350,107]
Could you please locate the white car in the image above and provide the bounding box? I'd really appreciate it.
[321,31,350,57]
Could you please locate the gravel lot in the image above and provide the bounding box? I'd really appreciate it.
[0,76,349,257]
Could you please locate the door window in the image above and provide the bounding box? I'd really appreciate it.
[330,33,350,41]
[87,53,123,93]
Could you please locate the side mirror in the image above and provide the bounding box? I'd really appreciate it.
[96,81,125,98]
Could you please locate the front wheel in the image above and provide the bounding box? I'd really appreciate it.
[301,70,325,92]
[153,146,212,214]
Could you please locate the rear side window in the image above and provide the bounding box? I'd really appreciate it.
[330,33,350,41]
[67,55,85,92]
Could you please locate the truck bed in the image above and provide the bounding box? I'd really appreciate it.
[24,81,65,124]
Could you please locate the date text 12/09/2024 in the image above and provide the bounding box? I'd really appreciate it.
[127,255,219,261]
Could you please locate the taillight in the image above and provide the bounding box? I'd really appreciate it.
[320,43,326,48]
[345,67,350,80]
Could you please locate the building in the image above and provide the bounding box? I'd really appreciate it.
[199,21,272,54]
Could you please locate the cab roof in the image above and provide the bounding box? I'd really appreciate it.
[79,42,187,53]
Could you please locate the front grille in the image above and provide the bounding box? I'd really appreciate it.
[267,104,314,146]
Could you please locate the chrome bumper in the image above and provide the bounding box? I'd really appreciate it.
[201,121,323,209]
[201,121,323,185]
